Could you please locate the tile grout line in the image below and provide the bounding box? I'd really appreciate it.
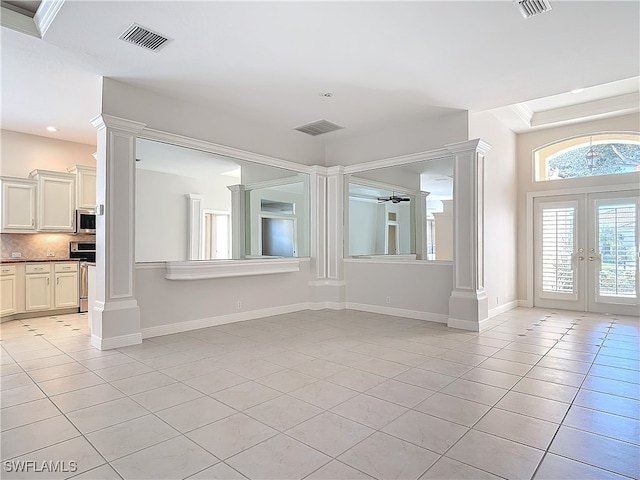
[529,313,636,480]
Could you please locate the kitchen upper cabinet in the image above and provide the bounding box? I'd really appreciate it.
[0,265,17,316]
[0,177,37,233]
[68,165,96,210]
[29,170,76,232]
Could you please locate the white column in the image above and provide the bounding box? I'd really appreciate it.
[415,191,429,260]
[308,167,327,280]
[446,139,491,331]
[307,166,345,307]
[186,194,203,260]
[227,185,246,259]
[90,114,146,349]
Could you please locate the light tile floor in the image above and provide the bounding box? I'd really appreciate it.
[1,308,639,479]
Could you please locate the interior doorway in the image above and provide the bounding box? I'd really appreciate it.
[203,211,230,259]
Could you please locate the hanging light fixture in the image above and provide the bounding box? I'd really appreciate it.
[585,136,598,172]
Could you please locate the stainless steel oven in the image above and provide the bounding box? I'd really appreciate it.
[70,241,96,313]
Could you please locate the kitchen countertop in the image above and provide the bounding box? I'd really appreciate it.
[0,258,80,264]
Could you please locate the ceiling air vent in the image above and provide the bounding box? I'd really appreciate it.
[294,119,344,136]
[514,0,552,18]
[119,23,171,52]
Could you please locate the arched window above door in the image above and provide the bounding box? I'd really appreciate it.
[534,132,640,182]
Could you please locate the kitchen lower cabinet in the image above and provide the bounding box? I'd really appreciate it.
[54,263,78,308]
[0,265,17,316]
[24,262,78,313]
[25,263,52,311]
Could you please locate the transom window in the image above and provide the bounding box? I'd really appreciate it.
[534,132,640,182]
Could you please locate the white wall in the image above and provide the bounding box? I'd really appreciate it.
[0,129,96,177]
[102,78,325,167]
[345,261,452,322]
[135,261,313,335]
[516,113,640,301]
[325,111,469,166]
[469,110,518,312]
[348,199,379,255]
[136,169,235,262]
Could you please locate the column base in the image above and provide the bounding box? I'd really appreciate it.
[308,279,346,309]
[448,289,489,332]
[91,300,142,350]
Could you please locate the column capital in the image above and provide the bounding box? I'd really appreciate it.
[91,114,147,134]
[326,165,345,176]
[227,184,245,193]
[445,138,492,156]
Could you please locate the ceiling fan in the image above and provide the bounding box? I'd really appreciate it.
[377,194,410,203]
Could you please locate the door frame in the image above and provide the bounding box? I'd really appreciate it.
[525,183,639,308]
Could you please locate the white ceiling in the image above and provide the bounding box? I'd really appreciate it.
[1,1,638,148]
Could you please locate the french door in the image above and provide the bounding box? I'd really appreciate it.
[534,191,639,316]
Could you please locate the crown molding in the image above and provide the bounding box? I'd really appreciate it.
[35,0,65,37]
[0,6,40,37]
[343,148,451,174]
[91,115,147,134]
[531,92,640,128]
[446,138,492,155]
[510,103,535,126]
[138,127,314,174]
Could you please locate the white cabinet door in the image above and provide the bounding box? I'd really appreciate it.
[30,170,76,232]
[0,271,17,316]
[25,273,51,311]
[1,177,37,232]
[54,272,78,308]
[68,165,96,210]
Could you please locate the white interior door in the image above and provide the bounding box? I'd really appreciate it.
[534,191,639,315]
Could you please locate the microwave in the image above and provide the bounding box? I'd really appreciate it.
[76,209,96,234]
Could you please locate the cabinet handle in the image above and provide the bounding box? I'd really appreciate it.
[47,277,49,285]
[57,277,59,285]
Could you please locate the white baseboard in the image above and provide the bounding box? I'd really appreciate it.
[447,316,493,332]
[141,303,309,339]
[488,300,519,318]
[308,302,346,311]
[518,299,532,308]
[92,332,142,350]
[346,302,448,324]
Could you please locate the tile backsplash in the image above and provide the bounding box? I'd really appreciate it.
[1,233,96,260]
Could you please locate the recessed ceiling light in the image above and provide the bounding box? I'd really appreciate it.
[46,126,59,132]
[570,88,585,94]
